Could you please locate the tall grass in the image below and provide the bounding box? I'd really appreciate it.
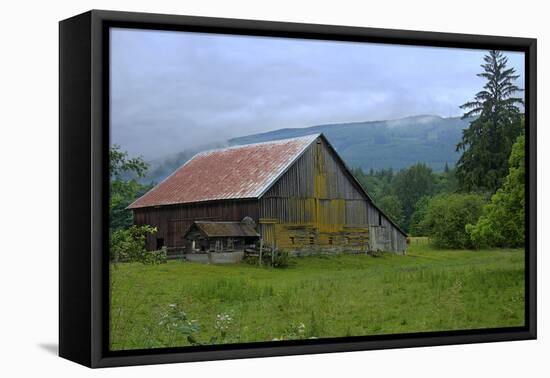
[110,244,524,350]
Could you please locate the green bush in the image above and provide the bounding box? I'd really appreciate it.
[421,193,485,249]
[110,224,158,263]
[273,250,292,268]
[142,249,168,265]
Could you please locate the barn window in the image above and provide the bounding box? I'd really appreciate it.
[328,236,334,245]
[378,213,382,226]
[309,237,315,245]
[289,237,295,245]
[227,238,234,251]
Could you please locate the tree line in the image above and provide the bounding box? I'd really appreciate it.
[354,50,525,249]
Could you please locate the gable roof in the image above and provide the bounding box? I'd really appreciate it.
[128,133,406,236]
[187,221,260,238]
[128,134,317,209]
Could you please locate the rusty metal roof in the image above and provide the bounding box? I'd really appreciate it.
[128,134,319,209]
[191,221,260,238]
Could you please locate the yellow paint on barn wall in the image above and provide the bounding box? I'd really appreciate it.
[260,197,368,249]
[259,141,370,250]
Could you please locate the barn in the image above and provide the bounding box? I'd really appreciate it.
[127,134,407,256]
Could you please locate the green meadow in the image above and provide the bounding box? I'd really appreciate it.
[109,242,525,350]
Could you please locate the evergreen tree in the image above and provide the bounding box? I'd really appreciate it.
[456,50,524,193]
[392,163,436,229]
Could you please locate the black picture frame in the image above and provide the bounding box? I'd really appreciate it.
[59,9,537,368]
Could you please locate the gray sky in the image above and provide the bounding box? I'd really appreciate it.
[110,28,524,160]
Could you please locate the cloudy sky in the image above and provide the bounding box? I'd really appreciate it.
[110,28,524,160]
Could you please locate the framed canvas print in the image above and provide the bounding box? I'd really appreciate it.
[59,10,537,368]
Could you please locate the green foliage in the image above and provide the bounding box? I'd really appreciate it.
[353,164,457,232]
[273,250,292,268]
[110,145,153,230]
[408,196,430,236]
[110,225,162,264]
[110,144,148,179]
[351,167,394,201]
[158,304,201,346]
[467,135,525,248]
[376,195,404,226]
[435,166,458,194]
[110,246,524,350]
[392,163,436,227]
[456,50,524,193]
[421,193,486,249]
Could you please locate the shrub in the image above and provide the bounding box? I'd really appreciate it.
[421,193,485,249]
[273,250,292,268]
[142,248,168,265]
[110,224,158,263]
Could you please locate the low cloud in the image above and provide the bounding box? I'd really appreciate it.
[111,28,525,160]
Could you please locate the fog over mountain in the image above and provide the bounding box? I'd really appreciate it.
[143,114,471,184]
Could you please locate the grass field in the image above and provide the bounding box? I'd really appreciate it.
[109,243,525,350]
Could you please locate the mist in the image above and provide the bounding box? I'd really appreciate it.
[110,28,525,161]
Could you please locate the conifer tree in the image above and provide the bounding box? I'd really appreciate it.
[456,50,524,193]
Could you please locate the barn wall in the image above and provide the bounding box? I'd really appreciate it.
[133,200,259,251]
[260,137,406,253]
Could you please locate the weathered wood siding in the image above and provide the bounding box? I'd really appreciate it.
[259,137,406,253]
[133,200,259,251]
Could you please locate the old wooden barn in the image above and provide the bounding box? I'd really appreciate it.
[128,134,407,256]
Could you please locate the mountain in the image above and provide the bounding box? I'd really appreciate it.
[143,115,470,184]
[229,115,470,172]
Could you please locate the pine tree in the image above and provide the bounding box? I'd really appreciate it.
[456,50,524,193]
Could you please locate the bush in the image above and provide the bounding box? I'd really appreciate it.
[110,224,158,263]
[142,248,168,265]
[421,193,485,249]
[273,250,292,268]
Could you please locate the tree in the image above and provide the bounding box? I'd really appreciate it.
[421,193,485,249]
[466,135,525,248]
[408,196,430,236]
[352,167,394,203]
[376,195,404,227]
[456,50,524,193]
[392,163,436,229]
[110,145,152,230]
